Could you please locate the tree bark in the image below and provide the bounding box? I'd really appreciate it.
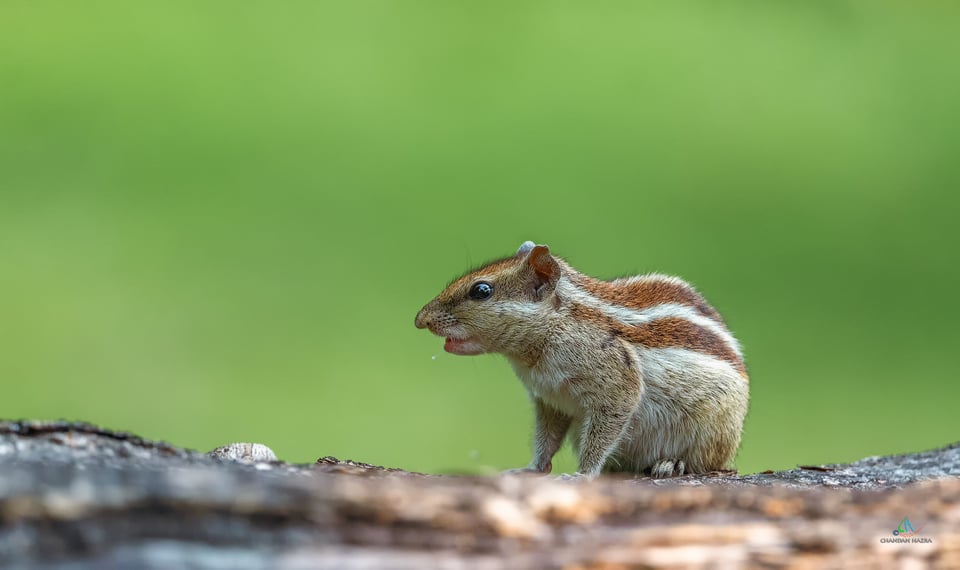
[1,420,957,569]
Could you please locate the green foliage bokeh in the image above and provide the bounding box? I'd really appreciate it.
[2,1,958,474]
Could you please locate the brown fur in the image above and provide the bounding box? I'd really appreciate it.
[568,304,746,377]
[443,255,523,294]
[415,242,749,479]
[571,274,726,325]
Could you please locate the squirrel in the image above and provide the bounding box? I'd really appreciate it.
[415,241,749,479]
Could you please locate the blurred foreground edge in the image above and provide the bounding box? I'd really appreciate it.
[0,420,957,569]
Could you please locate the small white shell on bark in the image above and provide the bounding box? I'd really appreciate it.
[207,442,278,463]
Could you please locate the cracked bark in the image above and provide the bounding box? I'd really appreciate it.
[1,420,958,569]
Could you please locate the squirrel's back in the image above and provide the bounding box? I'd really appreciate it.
[554,262,746,379]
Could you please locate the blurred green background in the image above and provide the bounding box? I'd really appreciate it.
[2,1,958,475]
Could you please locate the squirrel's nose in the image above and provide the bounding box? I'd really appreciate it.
[414,307,431,329]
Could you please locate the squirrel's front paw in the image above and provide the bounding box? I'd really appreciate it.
[501,466,548,477]
[556,472,595,482]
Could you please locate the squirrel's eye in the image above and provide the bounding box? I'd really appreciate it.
[468,282,493,300]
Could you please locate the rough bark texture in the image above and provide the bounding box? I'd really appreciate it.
[1,420,958,569]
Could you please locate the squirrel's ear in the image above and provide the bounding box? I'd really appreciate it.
[516,241,536,255]
[527,245,560,295]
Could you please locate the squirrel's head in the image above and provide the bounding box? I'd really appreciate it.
[415,241,561,356]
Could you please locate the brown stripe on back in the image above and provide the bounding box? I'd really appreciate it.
[569,304,747,378]
[572,274,726,325]
[627,317,746,377]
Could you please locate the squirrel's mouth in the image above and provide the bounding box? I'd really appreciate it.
[444,336,485,356]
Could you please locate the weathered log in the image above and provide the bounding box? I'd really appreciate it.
[1,420,957,569]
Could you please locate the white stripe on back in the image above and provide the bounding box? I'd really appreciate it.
[556,279,743,359]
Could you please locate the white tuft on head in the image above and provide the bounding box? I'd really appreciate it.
[517,241,537,255]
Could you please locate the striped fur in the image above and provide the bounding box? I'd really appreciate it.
[559,276,745,367]
[415,242,749,478]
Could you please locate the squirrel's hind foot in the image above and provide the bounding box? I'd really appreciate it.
[650,459,686,478]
